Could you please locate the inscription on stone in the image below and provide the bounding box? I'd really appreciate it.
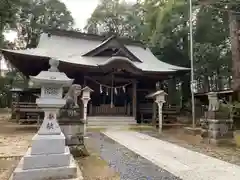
[46,122,54,129]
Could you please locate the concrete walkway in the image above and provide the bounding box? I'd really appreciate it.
[104,130,240,180]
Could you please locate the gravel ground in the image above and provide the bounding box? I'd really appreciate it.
[87,132,181,180]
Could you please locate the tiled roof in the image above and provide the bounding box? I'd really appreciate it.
[2,31,189,72]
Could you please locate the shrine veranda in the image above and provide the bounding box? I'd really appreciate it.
[2,29,189,122]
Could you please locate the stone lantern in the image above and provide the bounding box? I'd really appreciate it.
[11,59,81,180]
[81,86,94,135]
[200,91,234,145]
[146,90,167,133]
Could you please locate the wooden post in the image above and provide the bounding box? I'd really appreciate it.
[157,102,164,133]
[83,76,86,86]
[155,100,165,133]
[152,102,157,126]
[132,81,137,119]
[89,102,93,116]
[127,103,130,116]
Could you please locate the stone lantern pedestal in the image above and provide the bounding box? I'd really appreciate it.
[11,59,82,180]
[200,92,234,145]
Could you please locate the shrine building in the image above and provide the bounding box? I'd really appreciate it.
[2,29,189,124]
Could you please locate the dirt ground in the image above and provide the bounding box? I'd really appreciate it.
[162,128,240,166]
[0,113,119,180]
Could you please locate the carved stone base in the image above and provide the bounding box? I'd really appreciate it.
[204,111,230,119]
[59,120,84,146]
[200,118,234,145]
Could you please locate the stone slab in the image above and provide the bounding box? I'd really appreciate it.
[11,155,78,180]
[23,147,71,170]
[104,130,240,180]
[31,132,65,155]
[183,127,201,135]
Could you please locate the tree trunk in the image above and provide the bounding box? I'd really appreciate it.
[229,12,240,90]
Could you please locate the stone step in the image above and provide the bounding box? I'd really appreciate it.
[87,119,136,123]
[87,120,136,123]
[88,116,135,121]
[87,116,136,127]
[87,122,136,126]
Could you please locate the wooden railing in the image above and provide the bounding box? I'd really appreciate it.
[12,102,43,123]
[93,104,127,115]
[12,102,83,124]
[139,103,181,123]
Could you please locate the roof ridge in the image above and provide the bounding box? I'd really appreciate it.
[44,28,146,48]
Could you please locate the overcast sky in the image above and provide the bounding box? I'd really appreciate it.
[61,0,136,29]
[60,0,99,29]
[5,0,136,41]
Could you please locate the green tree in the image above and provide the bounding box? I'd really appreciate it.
[0,0,20,47]
[84,0,144,40]
[15,0,74,48]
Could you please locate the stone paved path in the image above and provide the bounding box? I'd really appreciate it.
[104,130,240,180]
[87,132,181,180]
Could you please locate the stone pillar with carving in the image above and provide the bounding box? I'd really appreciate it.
[200,92,234,145]
[81,86,94,135]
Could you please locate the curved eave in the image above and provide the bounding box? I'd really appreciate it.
[97,56,143,74]
[1,49,98,77]
[1,49,186,78]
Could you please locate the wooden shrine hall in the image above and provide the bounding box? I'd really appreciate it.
[2,29,189,124]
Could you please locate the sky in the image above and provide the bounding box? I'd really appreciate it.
[60,0,99,29]
[61,0,136,29]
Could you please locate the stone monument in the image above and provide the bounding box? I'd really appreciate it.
[11,59,82,180]
[200,92,234,145]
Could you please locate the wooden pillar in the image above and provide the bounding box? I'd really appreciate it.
[157,102,164,133]
[132,81,137,119]
[83,76,87,86]
[89,102,93,115]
